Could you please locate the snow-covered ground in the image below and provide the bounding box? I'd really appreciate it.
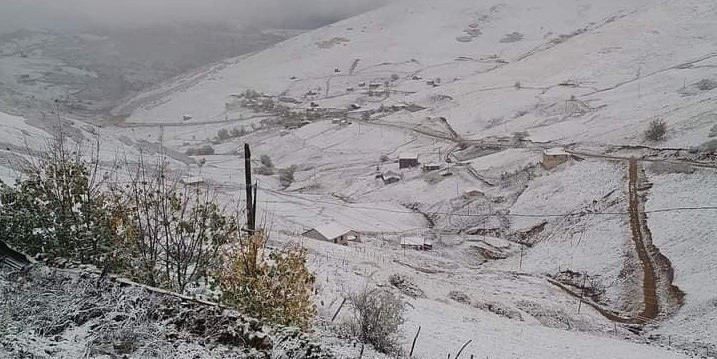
[1,0,716,357]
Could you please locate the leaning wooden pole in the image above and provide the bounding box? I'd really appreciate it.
[409,325,421,357]
[244,143,255,232]
[454,339,472,359]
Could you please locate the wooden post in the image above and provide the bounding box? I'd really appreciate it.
[331,297,347,322]
[244,143,255,232]
[409,326,421,357]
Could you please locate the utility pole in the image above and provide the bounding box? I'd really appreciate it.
[578,272,587,314]
[244,143,256,233]
[519,242,524,270]
[637,66,642,101]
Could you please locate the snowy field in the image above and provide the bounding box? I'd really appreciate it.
[1,0,715,357]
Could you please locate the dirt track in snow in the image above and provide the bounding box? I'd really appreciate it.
[627,158,684,321]
[627,157,660,320]
[549,158,684,325]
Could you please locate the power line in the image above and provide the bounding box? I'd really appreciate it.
[253,186,717,218]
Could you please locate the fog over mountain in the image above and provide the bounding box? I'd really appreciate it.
[0,0,393,115]
[0,0,392,33]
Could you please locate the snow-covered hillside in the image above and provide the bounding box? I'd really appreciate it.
[1,0,715,357]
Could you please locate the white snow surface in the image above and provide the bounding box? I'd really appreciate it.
[1,0,716,357]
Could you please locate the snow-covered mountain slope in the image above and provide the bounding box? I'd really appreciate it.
[2,0,714,357]
[106,0,717,357]
[119,0,715,148]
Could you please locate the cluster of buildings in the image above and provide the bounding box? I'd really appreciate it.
[301,222,433,251]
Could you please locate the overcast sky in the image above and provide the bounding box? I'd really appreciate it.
[0,0,391,33]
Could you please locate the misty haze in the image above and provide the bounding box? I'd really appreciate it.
[0,1,715,358]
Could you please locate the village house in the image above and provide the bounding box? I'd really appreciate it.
[541,147,571,169]
[381,170,402,184]
[0,240,31,272]
[399,153,419,169]
[278,96,301,104]
[400,237,433,251]
[302,223,360,245]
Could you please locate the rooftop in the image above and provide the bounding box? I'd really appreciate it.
[544,147,569,156]
[308,222,354,240]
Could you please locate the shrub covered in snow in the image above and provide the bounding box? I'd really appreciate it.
[260,154,274,168]
[388,273,425,298]
[185,144,215,156]
[278,165,297,189]
[644,119,667,141]
[343,286,405,356]
[0,265,332,359]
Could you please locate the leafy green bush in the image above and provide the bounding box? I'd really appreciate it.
[0,143,120,268]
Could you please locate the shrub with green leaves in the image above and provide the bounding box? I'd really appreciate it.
[220,230,316,329]
[0,142,121,268]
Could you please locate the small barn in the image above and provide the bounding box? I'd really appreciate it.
[181,176,205,186]
[400,237,433,251]
[302,223,360,245]
[399,153,419,169]
[422,163,441,172]
[541,147,571,169]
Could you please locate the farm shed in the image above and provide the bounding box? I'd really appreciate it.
[400,237,433,251]
[541,147,571,170]
[302,223,360,245]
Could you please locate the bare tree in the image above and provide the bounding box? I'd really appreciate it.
[113,154,237,292]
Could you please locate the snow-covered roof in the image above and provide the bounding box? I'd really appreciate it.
[181,176,205,185]
[400,237,432,246]
[399,152,419,160]
[544,147,569,156]
[308,222,354,240]
[1,240,31,272]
